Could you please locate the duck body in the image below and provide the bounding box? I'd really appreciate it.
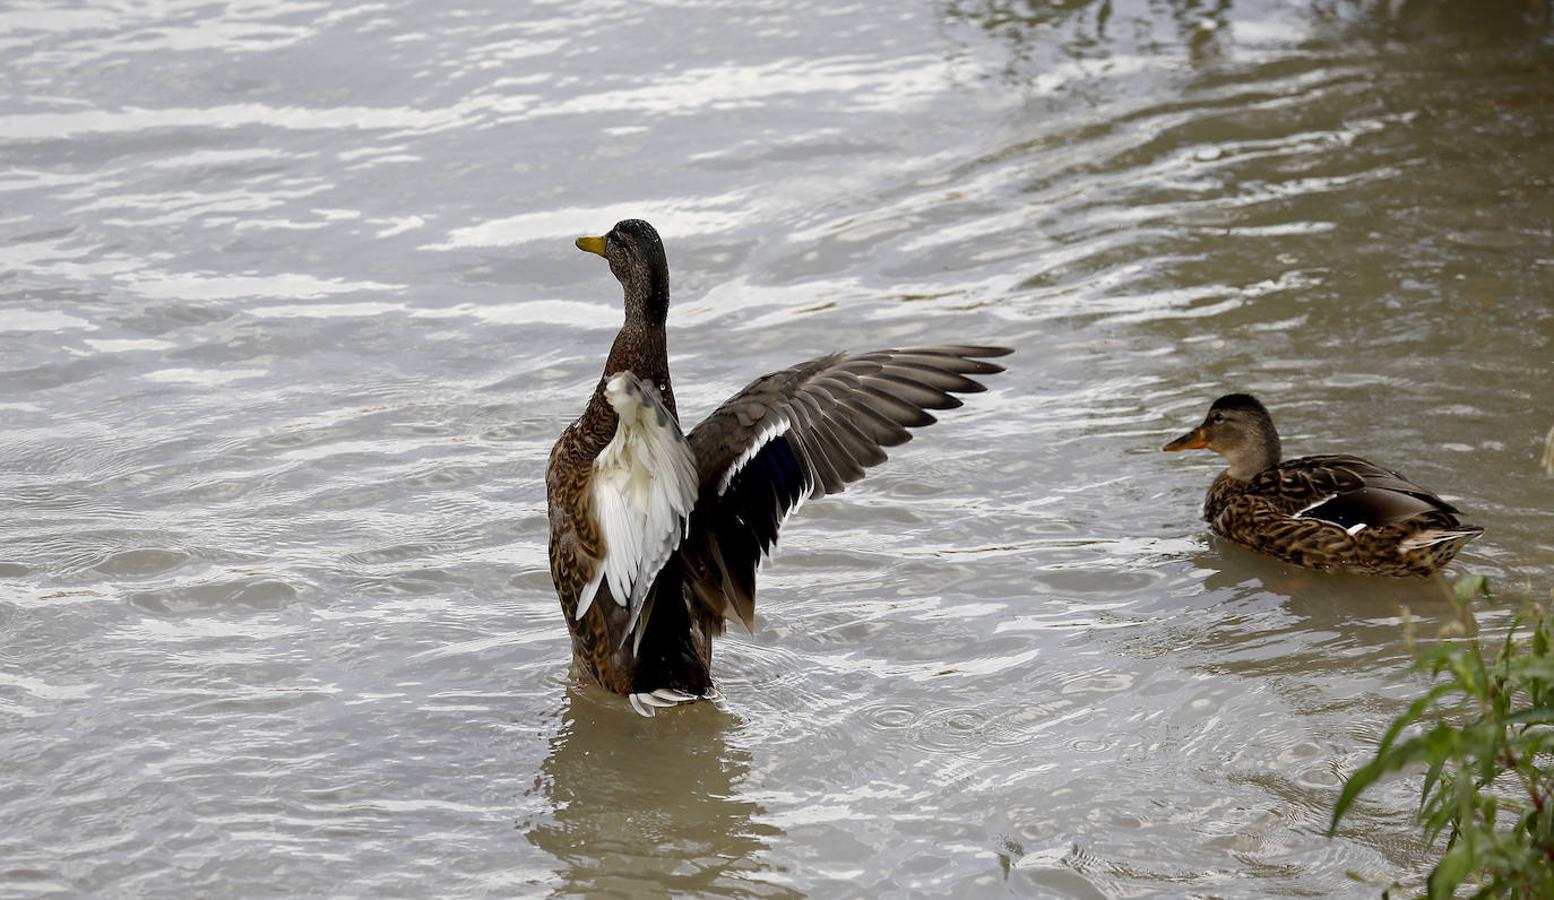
[546,358,711,701]
[1165,394,1481,577]
[1201,454,1481,576]
[546,220,1010,714]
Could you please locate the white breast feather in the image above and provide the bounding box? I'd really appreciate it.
[575,372,698,644]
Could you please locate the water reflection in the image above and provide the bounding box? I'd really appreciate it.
[4,0,1552,894]
[1185,542,1461,676]
[939,0,1554,97]
[528,689,793,898]
[943,0,1552,53]
[941,0,1237,77]
[1311,0,1554,45]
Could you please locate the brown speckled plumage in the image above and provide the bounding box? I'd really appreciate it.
[1165,394,1482,577]
[546,219,1010,707]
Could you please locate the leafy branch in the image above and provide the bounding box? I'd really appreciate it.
[1329,575,1554,899]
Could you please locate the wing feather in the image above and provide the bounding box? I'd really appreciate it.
[681,345,1010,633]
[585,371,698,645]
[855,382,939,427]
[1255,454,1463,528]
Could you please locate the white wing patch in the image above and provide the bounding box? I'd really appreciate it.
[1293,494,1368,536]
[575,372,698,646]
[1293,494,1337,518]
[712,414,814,575]
[717,417,791,495]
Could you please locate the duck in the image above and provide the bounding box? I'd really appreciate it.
[546,219,1010,715]
[1163,393,1482,576]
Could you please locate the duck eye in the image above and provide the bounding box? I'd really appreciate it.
[1210,412,1225,424]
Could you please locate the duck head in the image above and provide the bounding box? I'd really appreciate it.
[576,219,670,324]
[1163,393,1283,480]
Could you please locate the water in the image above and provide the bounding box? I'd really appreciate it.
[3,0,1553,895]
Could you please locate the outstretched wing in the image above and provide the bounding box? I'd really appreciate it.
[680,345,1010,633]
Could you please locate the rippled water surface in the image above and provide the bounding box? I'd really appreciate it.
[4,0,1554,896]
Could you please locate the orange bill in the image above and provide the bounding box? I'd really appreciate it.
[1163,428,1208,452]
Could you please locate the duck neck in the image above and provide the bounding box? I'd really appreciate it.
[623,267,670,327]
[1223,421,1281,481]
[585,317,675,424]
[1224,450,1274,481]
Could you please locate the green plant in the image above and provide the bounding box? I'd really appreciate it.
[1329,574,1554,899]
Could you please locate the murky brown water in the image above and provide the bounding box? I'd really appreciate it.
[2,0,1552,896]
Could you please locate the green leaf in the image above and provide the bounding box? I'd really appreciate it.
[1455,574,1490,603]
[1421,784,1457,845]
[1329,573,1554,891]
[1421,754,1446,805]
[1330,724,1458,836]
[1505,728,1554,756]
[1447,652,1488,699]
[1506,656,1554,685]
[1495,616,1521,667]
[1427,840,1473,900]
[1503,706,1554,725]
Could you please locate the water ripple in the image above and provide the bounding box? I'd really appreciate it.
[3,0,1551,897]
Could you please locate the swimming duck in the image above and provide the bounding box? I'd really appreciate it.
[546,219,1010,715]
[1163,393,1482,576]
